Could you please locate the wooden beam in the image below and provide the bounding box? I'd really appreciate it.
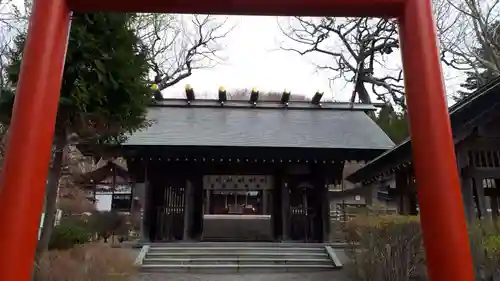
[67,0,404,17]
[462,167,500,179]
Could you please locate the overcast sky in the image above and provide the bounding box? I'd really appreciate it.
[3,1,464,103]
[161,15,465,104]
[162,16,341,100]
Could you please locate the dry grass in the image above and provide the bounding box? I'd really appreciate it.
[344,214,425,281]
[36,242,138,281]
[329,220,347,242]
[469,219,500,281]
[341,210,500,281]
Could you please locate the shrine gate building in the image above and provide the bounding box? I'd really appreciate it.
[111,91,394,242]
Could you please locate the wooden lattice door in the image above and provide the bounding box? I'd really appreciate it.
[156,182,185,241]
[289,182,315,242]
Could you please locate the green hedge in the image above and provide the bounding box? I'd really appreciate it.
[49,220,92,250]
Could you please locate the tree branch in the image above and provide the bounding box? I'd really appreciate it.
[279,16,405,108]
[133,14,233,92]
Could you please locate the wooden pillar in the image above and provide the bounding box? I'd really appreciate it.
[139,162,150,243]
[494,179,500,220]
[271,172,280,240]
[396,170,411,215]
[403,171,412,215]
[269,187,274,217]
[92,180,97,204]
[473,177,488,219]
[491,195,499,220]
[311,164,329,242]
[191,172,204,240]
[409,192,418,215]
[262,189,269,215]
[135,182,146,243]
[321,182,330,242]
[364,183,379,207]
[461,177,475,222]
[111,165,116,211]
[456,146,475,223]
[205,189,211,214]
[130,179,136,216]
[281,177,290,241]
[183,179,193,240]
[396,172,403,214]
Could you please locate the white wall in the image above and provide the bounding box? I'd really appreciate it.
[95,193,113,212]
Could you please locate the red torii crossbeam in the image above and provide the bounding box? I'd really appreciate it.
[0,0,474,281]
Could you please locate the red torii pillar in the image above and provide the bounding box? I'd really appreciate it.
[0,0,475,281]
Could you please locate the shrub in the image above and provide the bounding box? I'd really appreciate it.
[129,211,141,232]
[88,211,130,243]
[49,219,92,250]
[57,186,96,215]
[344,214,425,281]
[469,219,500,280]
[36,242,137,281]
[330,220,346,242]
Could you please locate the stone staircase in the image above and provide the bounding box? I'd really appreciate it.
[136,242,344,273]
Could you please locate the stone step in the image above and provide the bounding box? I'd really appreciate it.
[147,242,345,248]
[147,246,325,253]
[141,263,336,273]
[138,243,342,273]
[143,257,333,266]
[146,251,328,259]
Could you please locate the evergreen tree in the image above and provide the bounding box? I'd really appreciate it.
[0,12,152,274]
[373,104,409,145]
[457,20,500,99]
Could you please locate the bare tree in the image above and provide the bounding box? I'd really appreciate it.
[0,10,233,94]
[0,0,30,164]
[437,0,500,76]
[0,0,29,91]
[133,14,233,91]
[279,17,404,108]
[56,146,96,215]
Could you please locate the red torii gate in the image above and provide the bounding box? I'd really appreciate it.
[0,0,474,280]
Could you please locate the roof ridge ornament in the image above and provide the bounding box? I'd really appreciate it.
[185,84,195,105]
[311,91,323,106]
[151,79,162,101]
[218,86,227,106]
[281,89,291,106]
[249,88,259,106]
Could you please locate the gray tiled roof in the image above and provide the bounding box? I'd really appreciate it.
[125,107,394,150]
[346,76,500,183]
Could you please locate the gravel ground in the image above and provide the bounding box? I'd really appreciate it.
[137,271,350,281]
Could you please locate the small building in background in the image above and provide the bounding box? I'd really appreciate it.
[344,78,500,221]
[76,161,136,213]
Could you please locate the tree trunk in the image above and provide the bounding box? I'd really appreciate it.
[355,82,372,104]
[32,140,66,281]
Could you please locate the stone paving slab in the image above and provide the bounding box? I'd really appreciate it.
[137,271,350,281]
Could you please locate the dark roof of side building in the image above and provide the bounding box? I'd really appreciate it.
[346,77,500,183]
[124,99,395,151]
